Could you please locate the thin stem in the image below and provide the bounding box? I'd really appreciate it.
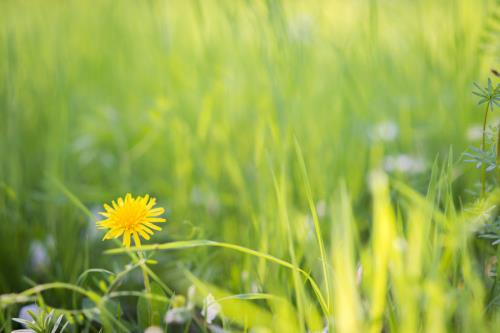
[496,120,500,185]
[481,103,490,195]
[138,250,152,324]
[106,240,330,321]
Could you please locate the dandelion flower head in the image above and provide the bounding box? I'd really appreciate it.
[97,193,166,247]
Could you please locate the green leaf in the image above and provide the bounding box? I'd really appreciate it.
[106,300,122,319]
[136,294,149,330]
[150,282,168,326]
[137,282,168,329]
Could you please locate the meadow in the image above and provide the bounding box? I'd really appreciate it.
[1,0,500,332]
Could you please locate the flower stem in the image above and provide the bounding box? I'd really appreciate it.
[482,103,490,195]
[496,121,500,185]
[138,250,152,324]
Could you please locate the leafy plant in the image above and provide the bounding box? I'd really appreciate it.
[12,308,68,333]
[465,78,500,194]
[478,216,500,247]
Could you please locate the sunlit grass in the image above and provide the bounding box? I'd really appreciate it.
[1,0,500,332]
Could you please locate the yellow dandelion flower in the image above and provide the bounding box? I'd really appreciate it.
[97,193,166,247]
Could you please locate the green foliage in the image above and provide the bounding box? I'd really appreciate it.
[473,78,500,110]
[12,308,68,333]
[1,0,500,332]
[137,282,168,330]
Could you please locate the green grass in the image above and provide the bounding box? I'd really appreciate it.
[1,0,500,332]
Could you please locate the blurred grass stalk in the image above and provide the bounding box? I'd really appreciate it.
[1,0,500,331]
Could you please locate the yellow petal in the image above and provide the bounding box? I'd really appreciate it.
[133,232,141,247]
[145,217,166,223]
[103,230,114,240]
[146,198,157,209]
[137,228,151,240]
[123,231,131,247]
[110,228,124,238]
[139,225,154,235]
[148,208,165,216]
[143,222,162,231]
[97,220,111,228]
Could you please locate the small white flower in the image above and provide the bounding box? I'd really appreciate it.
[372,121,398,142]
[383,154,426,174]
[187,285,196,310]
[18,303,40,325]
[316,200,327,218]
[165,308,190,324]
[165,290,195,325]
[144,326,163,333]
[393,237,407,252]
[466,125,483,141]
[288,14,314,42]
[29,242,49,272]
[202,293,221,324]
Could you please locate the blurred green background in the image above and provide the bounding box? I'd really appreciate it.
[0,0,499,330]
